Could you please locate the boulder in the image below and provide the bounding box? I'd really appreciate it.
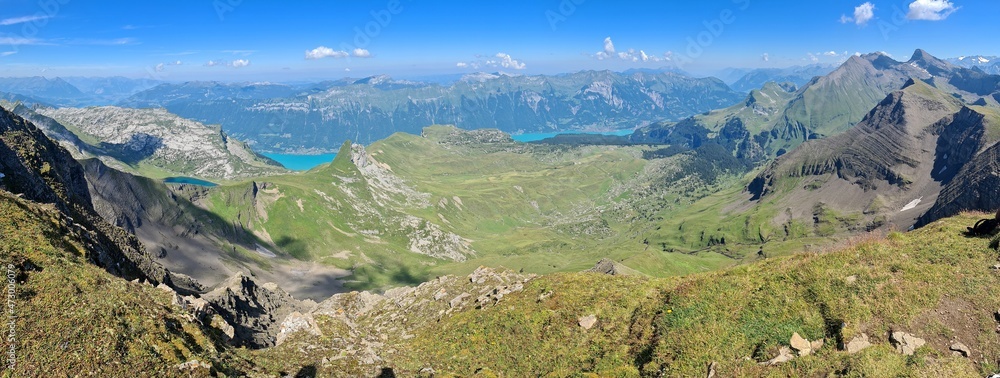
[449,293,471,309]
[760,346,795,365]
[176,359,211,372]
[890,331,926,355]
[810,339,824,351]
[950,341,971,357]
[790,332,811,356]
[578,314,598,330]
[275,311,323,346]
[844,333,871,354]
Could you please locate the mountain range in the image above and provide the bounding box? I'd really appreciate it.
[117,71,745,152]
[1,48,999,376]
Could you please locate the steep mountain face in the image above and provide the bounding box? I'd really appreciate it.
[747,80,997,231]
[32,106,286,180]
[82,157,351,301]
[120,71,744,152]
[729,64,834,93]
[917,106,1000,225]
[634,50,1000,163]
[0,105,200,293]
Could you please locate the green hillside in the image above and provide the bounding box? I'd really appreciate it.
[242,212,1000,377]
[200,126,743,290]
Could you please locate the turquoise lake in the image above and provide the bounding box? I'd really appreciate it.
[262,153,337,171]
[511,129,634,142]
[163,177,218,187]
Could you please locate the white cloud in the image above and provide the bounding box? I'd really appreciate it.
[823,51,838,56]
[0,15,51,26]
[841,2,875,26]
[761,53,769,62]
[305,46,349,60]
[345,68,351,72]
[155,60,183,72]
[1,51,17,57]
[596,37,616,60]
[593,37,669,63]
[854,2,876,26]
[807,53,819,63]
[494,53,526,70]
[0,37,46,46]
[231,59,250,68]
[907,0,958,20]
[456,62,468,68]
[205,60,221,67]
[352,48,372,58]
[222,49,255,56]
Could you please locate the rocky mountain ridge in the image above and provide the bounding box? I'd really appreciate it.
[119,70,744,151]
[18,105,286,180]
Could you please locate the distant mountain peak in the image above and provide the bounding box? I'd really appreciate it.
[907,49,956,76]
[353,74,392,85]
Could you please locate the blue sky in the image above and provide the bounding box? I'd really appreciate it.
[0,0,994,81]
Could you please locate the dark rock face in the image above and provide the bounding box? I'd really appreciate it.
[586,258,621,275]
[201,272,309,348]
[919,143,1000,226]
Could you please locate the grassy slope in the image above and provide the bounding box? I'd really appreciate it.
[390,213,999,377]
[202,127,742,290]
[0,191,235,377]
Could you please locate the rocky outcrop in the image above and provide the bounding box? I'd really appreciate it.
[889,331,926,355]
[918,141,1000,226]
[201,272,312,348]
[268,267,534,371]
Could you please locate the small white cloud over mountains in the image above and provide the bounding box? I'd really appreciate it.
[455,53,527,70]
[305,46,373,60]
[352,48,372,58]
[841,2,876,26]
[204,59,250,68]
[305,46,349,60]
[594,37,672,63]
[907,0,958,20]
[595,37,616,60]
[155,60,183,72]
[493,53,526,69]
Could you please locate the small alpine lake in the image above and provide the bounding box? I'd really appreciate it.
[262,153,337,171]
[163,177,218,187]
[511,129,634,143]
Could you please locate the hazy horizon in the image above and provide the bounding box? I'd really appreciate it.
[0,0,995,82]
